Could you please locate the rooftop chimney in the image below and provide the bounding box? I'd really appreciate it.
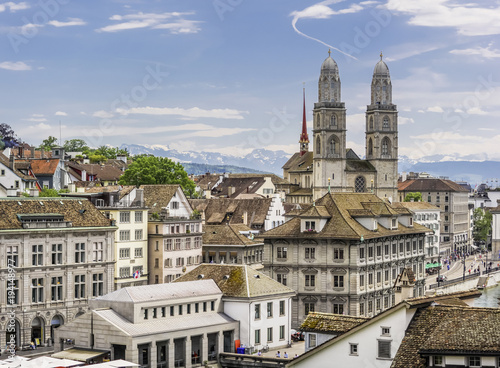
[9,154,15,171]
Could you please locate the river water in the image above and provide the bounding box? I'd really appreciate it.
[472,285,500,308]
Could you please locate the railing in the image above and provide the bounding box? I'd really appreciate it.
[218,352,291,368]
[428,266,500,289]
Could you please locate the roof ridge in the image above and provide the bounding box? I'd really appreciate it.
[330,193,363,238]
[244,265,250,298]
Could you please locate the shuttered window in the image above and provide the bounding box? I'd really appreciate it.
[378,340,391,358]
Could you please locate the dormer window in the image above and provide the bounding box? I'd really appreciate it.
[305,221,316,231]
[391,218,397,229]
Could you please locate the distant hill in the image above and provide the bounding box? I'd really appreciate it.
[181,162,270,176]
[404,161,500,184]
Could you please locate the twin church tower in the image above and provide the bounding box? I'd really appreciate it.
[284,51,398,202]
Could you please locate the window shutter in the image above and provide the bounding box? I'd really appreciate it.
[378,340,391,358]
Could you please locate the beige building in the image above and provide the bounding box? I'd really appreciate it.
[262,192,428,328]
[398,178,470,256]
[0,198,115,348]
[143,185,203,284]
[201,223,264,265]
[54,280,239,368]
[283,52,399,203]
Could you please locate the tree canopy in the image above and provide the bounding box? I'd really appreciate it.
[119,155,196,196]
[472,207,492,244]
[39,136,59,151]
[63,139,89,152]
[0,123,21,144]
[404,192,423,202]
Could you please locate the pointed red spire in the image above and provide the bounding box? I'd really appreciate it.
[299,87,309,156]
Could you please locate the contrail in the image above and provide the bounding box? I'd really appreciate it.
[291,1,358,60]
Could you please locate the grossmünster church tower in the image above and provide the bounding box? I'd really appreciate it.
[283,51,399,203]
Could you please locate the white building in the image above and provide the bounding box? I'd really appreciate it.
[288,290,485,368]
[54,280,239,368]
[174,264,296,351]
[393,202,441,262]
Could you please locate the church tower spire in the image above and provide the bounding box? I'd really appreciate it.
[365,52,398,201]
[299,87,309,156]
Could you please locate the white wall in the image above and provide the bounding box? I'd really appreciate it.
[292,307,416,368]
[265,194,286,231]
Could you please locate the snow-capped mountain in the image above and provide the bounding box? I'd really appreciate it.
[120,144,291,175]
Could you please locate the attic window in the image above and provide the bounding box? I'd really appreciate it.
[39,201,44,206]
[17,201,22,206]
[223,275,229,280]
[59,201,64,205]
[254,275,260,279]
[78,201,82,205]
[197,274,204,279]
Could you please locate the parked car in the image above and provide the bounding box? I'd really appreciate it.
[436,275,447,282]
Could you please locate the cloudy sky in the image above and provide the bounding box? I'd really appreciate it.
[1,0,500,161]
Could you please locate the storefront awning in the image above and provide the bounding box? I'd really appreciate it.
[425,262,442,269]
[52,348,109,363]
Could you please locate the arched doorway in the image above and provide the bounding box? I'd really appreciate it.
[50,315,64,344]
[31,317,45,346]
[5,319,21,349]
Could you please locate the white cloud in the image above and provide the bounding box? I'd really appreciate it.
[399,116,414,125]
[0,61,31,71]
[93,110,114,118]
[48,18,87,27]
[96,12,202,34]
[450,44,500,59]
[386,0,500,36]
[55,111,67,116]
[427,106,444,113]
[33,123,51,129]
[290,0,367,60]
[0,2,29,12]
[466,107,487,115]
[25,117,47,122]
[116,106,248,120]
[32,114,44,117]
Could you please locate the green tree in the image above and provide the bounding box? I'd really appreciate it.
[472,207,492,244]
[39,136,58,151]
[39,188,60,197]
[88,154,108,164]
[119,156,196,196]
[63,139,89,152]
[404,192,423,202]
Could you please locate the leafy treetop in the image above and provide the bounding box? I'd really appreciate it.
[404,192,423,202]
[119,155,196,196]
[472,207,492,244]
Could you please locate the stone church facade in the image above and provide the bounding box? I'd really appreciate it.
[283,52,399,203]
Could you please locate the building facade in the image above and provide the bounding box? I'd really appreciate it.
[0,198,115,348]
[143,185,203,284]
[262,193,428,328]
[398,178,470,255]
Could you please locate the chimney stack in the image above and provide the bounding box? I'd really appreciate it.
[9,154,15,171]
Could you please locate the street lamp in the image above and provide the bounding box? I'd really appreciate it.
[462,254,466,282]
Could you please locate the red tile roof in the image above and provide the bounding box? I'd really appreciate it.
[30,158,60,175]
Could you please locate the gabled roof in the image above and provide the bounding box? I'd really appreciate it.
[0,198,111,229]
[392,305,500,367]
[189,198,272,227]
[263,192,428,240]
[84,185,135,200]
[398,178,468,192]
[346,159,376,172]
[228,173,288,185]
[392,201,440,211]
[203,224,261,246]
[96,279,221,303]
[299,205,331,218]
[174,264,295,299]
[67,162,123,181]
[140,184,182,211]
[30,158,60,176]
[0,153,37,181]
[210,176,266,198]
[300,312,368,334]
[282,152,313,172]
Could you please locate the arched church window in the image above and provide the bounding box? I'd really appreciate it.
[369,117,374,131]
[383,117,389,130]
[328,135,339,155]
[355,176,366,193]
[330,115,337,128]
[368,138,373,156]
[382,137,391,156]
[316,137,321,155]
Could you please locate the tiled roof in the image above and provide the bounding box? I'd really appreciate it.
[140,184,180,210]
[211,176,266,198]
[96,279,221,303]
[196,173,222,190]
[67,162,124,181]
[282,152,313,172]
[84,185,135,200]
[345,159,376,172]
[299,205,331,218]
[392,305,500,368]
[398,178,468,192]
[174,264,296,298]
[189,198,272,227]
[263,193,428,240]
[0,153,36,181]
[203,224,261,245]
[392,201,440,211]
[95,309,235,336]
[229,173,288,185]
[0,198,111,229]
[300,312,368,334]
[287,188,313,196]
[30,158,60,176]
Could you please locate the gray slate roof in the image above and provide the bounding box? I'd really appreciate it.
[96,279,221,303]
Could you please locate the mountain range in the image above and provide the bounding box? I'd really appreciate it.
[120,144,500,185]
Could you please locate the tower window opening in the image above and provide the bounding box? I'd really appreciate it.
[355,176,366,193]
